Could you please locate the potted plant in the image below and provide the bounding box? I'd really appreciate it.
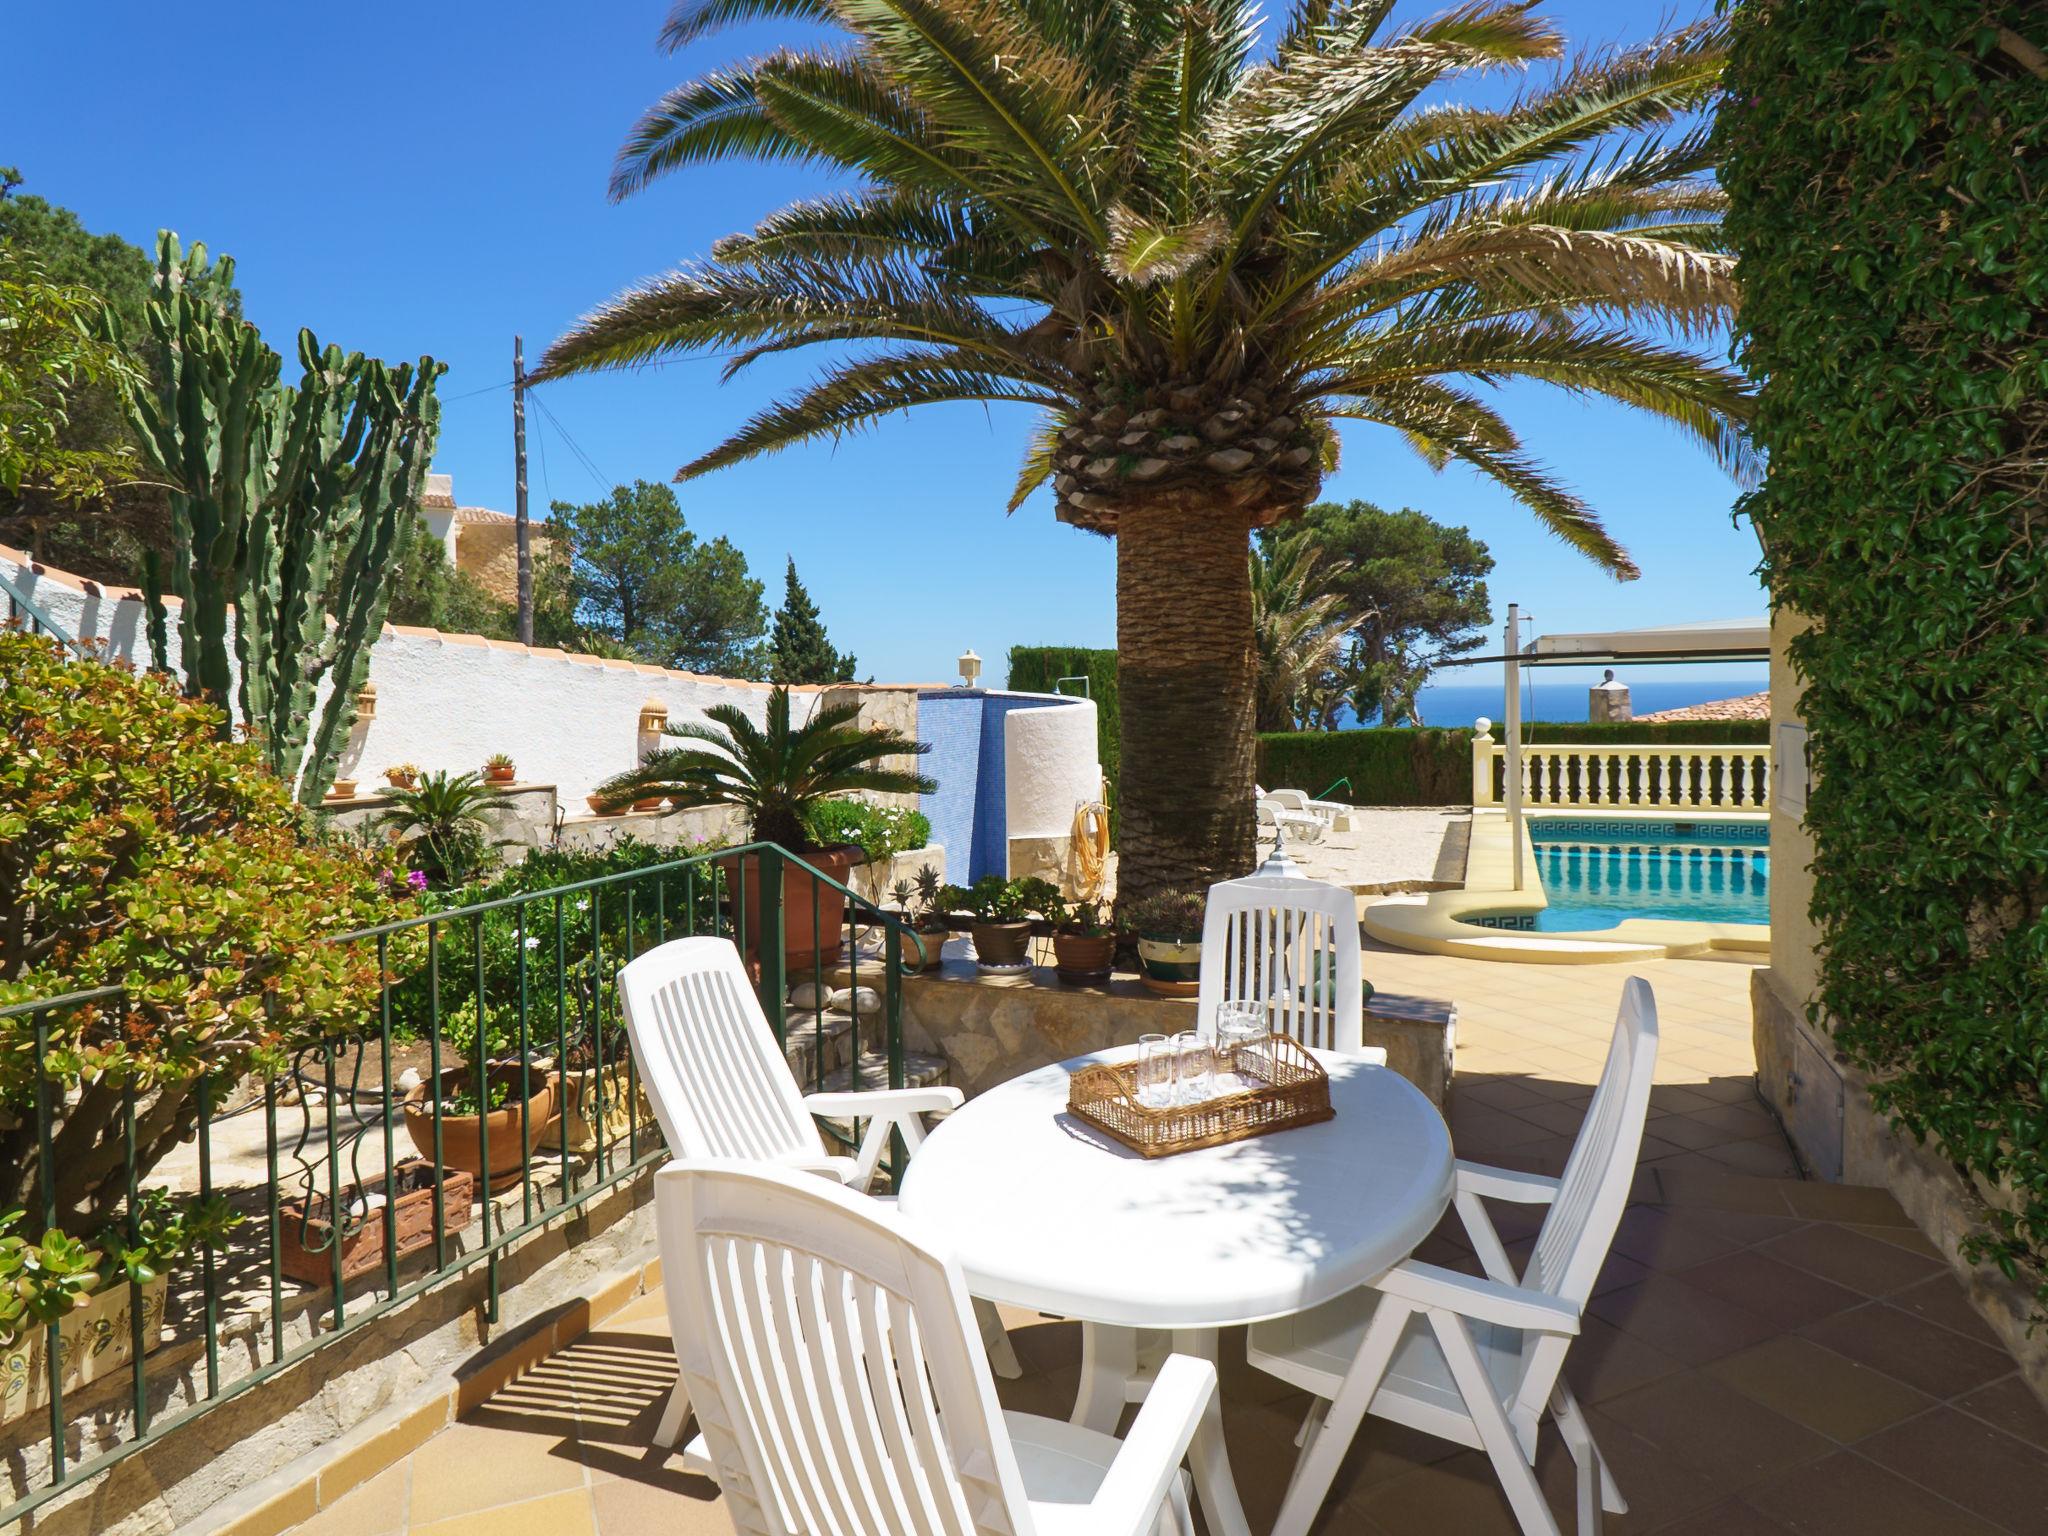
[277,1160,474,1287]
[887,864,952,971]
[401,1006,559,1195]
[376,771,517,887]
[540,965,659,1158]
[482,752,516,784]
[588,793,624,817]
[384,762,421,790]
[0,1193,236,1425]
[1047,895,1117,984]
[630,793,665,813]
[592,686,934,973]
[1124,888,1207,996]
[953,875,1058,971]
[326,777,357,801]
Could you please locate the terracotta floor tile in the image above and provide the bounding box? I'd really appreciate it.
[588,1471,729,1536]
[1955,1375,2048,1454]
[1775,1180,1915,1227]
[406,1420,588,1525]
[1800,1303,2019,1401]
[1759,1222,1944,1297]
[1562,1315,1689,1403]
[292,1463,409,1536]
[1699,1137,1804,1179]
[1705,1335,1932,1442]
[1459,1077,1555,1113]
[1652,1499,1798,1535]
[1608,1207,1746,1273]
[1886,1274,2004,1346]
[1508,1098,1595,1137]
[1678,1248,1864,1331]
[1593,1373,1833,1490]
[1531,1412,1726,1533]
[1644,1111,1742,1152]
[1845,1219,1943,1257]
[1743,1451,2005,1536]
[1856,1405,2048,1532]
[1648,1168,1799,1218]
[410,1487,596,1536]
[1349,1449,1528,1536]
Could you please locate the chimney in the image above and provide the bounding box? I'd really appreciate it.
[1589,669,1631,723]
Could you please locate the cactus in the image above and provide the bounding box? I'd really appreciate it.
[125,234,445,804]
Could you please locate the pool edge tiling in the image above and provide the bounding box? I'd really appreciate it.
[1363,809,1773,964]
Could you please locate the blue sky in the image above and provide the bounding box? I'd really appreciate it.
[5,0,1764,698]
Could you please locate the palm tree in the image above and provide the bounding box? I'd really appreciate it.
[376,771,517,887]
[1251,538,1354,732]
[534,0,1750,906]
[595,684,933,849]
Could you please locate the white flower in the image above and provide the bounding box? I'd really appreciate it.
[575,899,590,912]
[523,936,541,950]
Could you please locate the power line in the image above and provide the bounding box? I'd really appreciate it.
[531,394,613,493]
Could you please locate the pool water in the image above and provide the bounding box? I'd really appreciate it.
[1474,817,1770,932]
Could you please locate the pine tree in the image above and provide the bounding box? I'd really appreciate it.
[769,557,856,684]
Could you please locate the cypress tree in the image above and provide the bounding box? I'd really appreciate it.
[769,557,856,684]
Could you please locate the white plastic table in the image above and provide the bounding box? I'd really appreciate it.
[897,1045,1454,1536]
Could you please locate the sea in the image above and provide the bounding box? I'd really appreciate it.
[1340,674,1769,729]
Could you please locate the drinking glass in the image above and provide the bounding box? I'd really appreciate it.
[1136,1033,1174,1109]
[1173,1030,1214,1106]
[1215,1001,1268,1088]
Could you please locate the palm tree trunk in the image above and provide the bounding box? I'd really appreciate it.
[1114,493,1258,912]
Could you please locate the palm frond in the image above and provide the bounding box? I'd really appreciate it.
[610,67,811,202]
[1009,410,1064,512]
[680,350,1062,479]
[659,0,834,52]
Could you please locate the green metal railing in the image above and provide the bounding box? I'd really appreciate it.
[0,841,926,1525]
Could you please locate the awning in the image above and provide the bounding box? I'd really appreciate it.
[1451,615,1771,668]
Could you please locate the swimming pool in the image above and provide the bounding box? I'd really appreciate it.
[1466,817,1769,932]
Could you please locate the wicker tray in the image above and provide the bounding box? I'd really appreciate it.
[1066,1034,1334,1158]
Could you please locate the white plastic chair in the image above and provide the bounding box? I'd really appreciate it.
[618,934,1015,1446]
[1198,873,1374,1057]
[1256,794,1327,843]
[1263,787,1351,833]
[1246,976,1660,1536]
[659,1159,1217,1536]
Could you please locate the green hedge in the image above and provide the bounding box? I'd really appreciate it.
[1724,5,2047,1307]
[1259,719,1771,805]
[1008,645,1120,828]
[1258,729,1473,805]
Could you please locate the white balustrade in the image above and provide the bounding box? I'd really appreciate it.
[1469,725,1771,811]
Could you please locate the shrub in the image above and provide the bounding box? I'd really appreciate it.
[1257,728,1472,805]
[386,835,727,1064]
[0,631,412,1233]
[802,798,932,864]
[1722,3,2048,1308]
[1121,888,1206,940]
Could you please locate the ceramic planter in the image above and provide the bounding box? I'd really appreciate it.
[542,1062,658,1156]
[277,1159,475,1287]
[723,846,858,974]
[402,1066,559,1194]
[327,779,357,801]
[0,1273,167,1425]
[484,766,515,784]
[385,772,418,791]
[970,920,1033,969]
[1136,935,1202,996]
[1052,932,1117,983]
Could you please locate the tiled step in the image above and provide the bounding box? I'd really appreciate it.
[810,1051,953,1156]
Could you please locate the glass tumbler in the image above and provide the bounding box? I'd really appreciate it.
[1173,1030,1214,1106]
[1215,1001,1268,1087]
[1136,1033,1174,1109]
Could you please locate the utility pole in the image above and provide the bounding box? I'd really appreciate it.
[512,335,533,645]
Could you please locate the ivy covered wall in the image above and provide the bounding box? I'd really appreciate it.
[1721,2,2046,1301]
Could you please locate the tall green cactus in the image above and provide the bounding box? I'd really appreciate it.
[126,233,445,804]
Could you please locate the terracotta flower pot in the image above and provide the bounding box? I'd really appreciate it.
[1052,931,1117,983]
[903,924,950,971]
[542,1062,659,1156]
[484,766,515,784]
[277,1159,474,1287]
[385,771,418,791]
[327,779,357,801]
[722,846,858,975]
[1136,935,1202,996]
[970,920,1033,969]
[402,1066,558,1194]
[631,797,665,813]
[587,794,623,817]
